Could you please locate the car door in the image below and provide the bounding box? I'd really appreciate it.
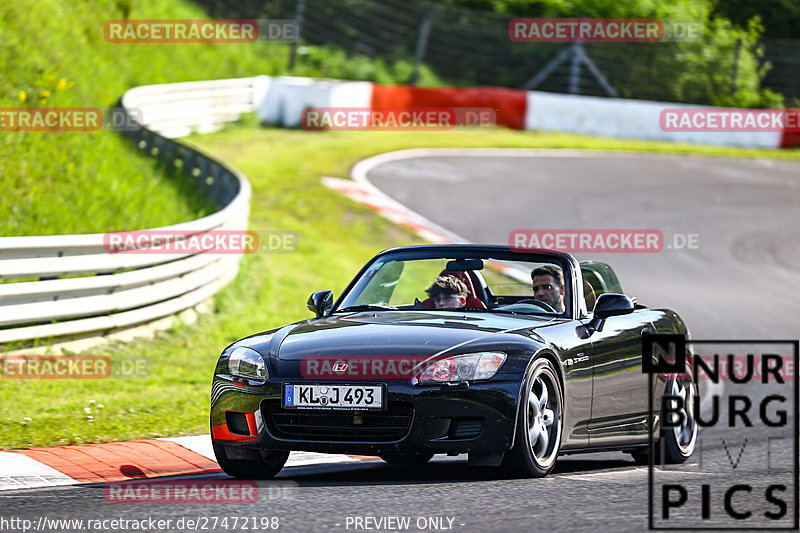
[586,310,655,445]
[579,261,654,445]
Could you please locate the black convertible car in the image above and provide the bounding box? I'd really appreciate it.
[210,244,697,478]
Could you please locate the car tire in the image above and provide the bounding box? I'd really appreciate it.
[212,441,289,479]
[630,377,698,465]
[379,453,433,465]
[501,357,563,478]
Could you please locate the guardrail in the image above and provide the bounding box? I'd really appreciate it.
[0,78,256,347]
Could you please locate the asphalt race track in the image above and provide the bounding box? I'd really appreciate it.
[3,151,798,532]
[366,150,800,340]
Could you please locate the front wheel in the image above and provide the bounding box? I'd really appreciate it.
[212,441,289,479]
[502,357,563,477]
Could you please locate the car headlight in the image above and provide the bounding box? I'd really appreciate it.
[228,346,267,381]
[414,352,506,384]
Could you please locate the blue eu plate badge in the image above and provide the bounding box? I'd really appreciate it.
[284,385,294,406]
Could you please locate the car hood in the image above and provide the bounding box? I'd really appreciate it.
[272,310,557,361]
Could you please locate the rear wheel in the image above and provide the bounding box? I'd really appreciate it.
[379,453,433,465]
[212,441,289,479]
[502,358,563,477]
[631,377,698,465]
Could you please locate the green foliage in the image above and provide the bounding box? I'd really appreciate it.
[292,45,442,85]
[434,0,783,106]
[712,0,800,39]
[590,15,785,107]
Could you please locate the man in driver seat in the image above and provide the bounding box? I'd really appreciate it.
[531,265,565,313]
[425,275,468,309]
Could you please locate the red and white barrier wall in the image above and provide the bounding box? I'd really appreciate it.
[252,76,372,127]
[252,76,799,149]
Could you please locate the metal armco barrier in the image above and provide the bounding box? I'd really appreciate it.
[0,78,256,346]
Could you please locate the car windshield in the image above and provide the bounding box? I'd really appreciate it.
[335,251,570,316]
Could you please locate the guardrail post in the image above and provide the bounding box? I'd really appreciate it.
[410,5,440,86]
[289,0,306,71]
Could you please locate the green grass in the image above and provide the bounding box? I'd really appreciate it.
[0,0,281,235]
[1,123,798,449]
[0,0,442,237]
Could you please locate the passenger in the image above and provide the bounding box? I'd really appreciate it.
[531,265,566,313]
[425,275,468,309]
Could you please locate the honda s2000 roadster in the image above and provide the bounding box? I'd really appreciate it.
[210,245,697,478]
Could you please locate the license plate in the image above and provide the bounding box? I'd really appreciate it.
[283,384,383,410]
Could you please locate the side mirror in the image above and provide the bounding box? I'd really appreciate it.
[582,293,634,337]
[307,290,334,318]
[593,293,634,319]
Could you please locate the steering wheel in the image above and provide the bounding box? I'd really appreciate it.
[512,299,557,313]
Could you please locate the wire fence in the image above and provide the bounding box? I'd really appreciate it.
[762,39,800,105]
[196,0,800,105]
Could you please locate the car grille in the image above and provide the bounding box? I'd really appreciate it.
[263,401,413,442]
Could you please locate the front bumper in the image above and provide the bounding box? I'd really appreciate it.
[210,376,522,456]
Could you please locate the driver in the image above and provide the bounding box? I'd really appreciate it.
[425,275,468,309]
[531,265,566,313]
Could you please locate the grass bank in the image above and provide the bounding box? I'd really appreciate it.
[0,0,441,237]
